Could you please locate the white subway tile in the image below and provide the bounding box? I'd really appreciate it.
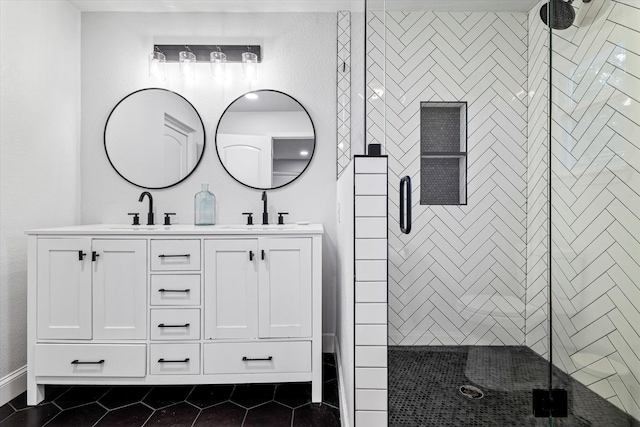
[355,218,387,238]
[356,346,388,367]
[356,324,387,345]
[356,389,388,411]
[356,260,386,281]
[356,411,388,427]
[356,281,388,303]
[355,157,387,174]
[355,367,388,389]
[356,196,387,217]
[355,174,387,195]
[356,303,388,324]
[356,239,387,260]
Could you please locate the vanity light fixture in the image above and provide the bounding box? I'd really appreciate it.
[242,47,258,81]
[151,44,261,82]
[179,45,196,81]
[149,47,166,81]
[210,47,227,80]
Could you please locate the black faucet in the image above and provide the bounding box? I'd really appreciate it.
[139,191,154,225]
[261,191,268,225]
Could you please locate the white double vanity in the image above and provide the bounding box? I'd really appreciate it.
[25,224,323,405]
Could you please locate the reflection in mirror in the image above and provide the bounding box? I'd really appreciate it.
[216,90,315,189]
[104,88,205,189]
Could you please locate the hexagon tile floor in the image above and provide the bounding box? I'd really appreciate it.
[0,354,340,427]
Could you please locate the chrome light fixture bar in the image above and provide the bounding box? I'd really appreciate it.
[154,44,262,63]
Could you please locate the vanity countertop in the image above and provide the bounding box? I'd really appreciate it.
[26,223,324,235]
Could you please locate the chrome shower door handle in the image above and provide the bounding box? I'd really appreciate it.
[399,176,412,234]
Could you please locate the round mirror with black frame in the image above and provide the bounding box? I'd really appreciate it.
[104,88,206,189]
[215,89,315,190]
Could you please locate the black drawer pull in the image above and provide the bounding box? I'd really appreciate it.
[158,254,190,258]
[242,356,273,362]
[71,359,104,365]
[249,251,254,261]
[92,251,100,262]
[261,250,265,260]
[78,251,86,261]
[158,323,190,328]
[158,358,190,363]
[158,288,191,293]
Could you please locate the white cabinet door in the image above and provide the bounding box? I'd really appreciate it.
[258,238,312,338]
[37,238,92,340]
[92,240,147,340]
[204,239,258,339]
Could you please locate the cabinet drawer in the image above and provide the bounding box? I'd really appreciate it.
[151,309,200,340]
[203,341,311,375]
[34,344,146,377]
[151,275,201,306]
[149,343,200,375]
[151,240,201,271]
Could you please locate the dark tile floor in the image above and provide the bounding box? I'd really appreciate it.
[389,346,640,427]
[0,353,340,427]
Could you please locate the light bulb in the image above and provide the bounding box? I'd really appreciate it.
[149,51,166,81]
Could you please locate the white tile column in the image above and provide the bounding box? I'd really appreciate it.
[353,156,388,426]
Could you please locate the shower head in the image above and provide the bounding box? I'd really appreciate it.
[540,0,576,30]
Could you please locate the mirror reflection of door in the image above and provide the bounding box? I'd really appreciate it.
[163,113,196,185]
[217,134,272,188]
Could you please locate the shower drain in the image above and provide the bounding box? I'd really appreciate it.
[459,385,484,400]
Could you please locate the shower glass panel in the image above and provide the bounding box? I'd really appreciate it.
[367,0,639,425]
[368,0,552,424]
[549,0,640,424]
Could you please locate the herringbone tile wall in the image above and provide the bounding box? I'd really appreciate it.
[544,0,640,419]
[367,10,530,347]
[366,2,639,420]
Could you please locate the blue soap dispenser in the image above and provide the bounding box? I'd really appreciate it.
[194,184,215,225]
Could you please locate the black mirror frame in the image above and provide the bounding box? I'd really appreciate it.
[104,87,206,190]
[214,89,316,191]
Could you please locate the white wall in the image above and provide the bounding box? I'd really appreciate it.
[79,12,338,340]
[0,0,81,395]
[336,161,355,426]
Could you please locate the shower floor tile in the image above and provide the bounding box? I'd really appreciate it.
[389,346,640,427]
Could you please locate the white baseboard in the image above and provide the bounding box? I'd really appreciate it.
[0,366,27,406]
[334,336,351,427]
[323,333,335,353]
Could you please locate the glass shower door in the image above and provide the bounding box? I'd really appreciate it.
[367,0,558,424]
[548,0,640,424]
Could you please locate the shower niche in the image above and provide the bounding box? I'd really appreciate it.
[420,101,467,205]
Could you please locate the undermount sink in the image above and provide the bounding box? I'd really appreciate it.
[218,224,297,230]
[106,225,163,230]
